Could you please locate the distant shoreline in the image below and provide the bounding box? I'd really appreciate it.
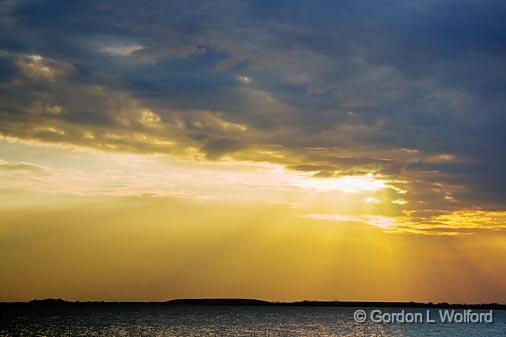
[1,298,505,310]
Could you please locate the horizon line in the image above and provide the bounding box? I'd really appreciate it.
[1,298,505,309]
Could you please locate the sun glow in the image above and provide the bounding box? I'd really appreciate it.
[306,213,396,229]
[293,173,388,193]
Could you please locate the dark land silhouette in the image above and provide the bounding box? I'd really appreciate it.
[1,298,504,310]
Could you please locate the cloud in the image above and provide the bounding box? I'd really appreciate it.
[0,0,505,226]
[307,210,506,236]
[306,213,395,230]
[0,159,48,174]
[0,157,207,198]
[99,44,143,56]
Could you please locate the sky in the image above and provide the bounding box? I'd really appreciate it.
[0,0,505,303]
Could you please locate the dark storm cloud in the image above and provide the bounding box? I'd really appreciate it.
[1,0,505,210]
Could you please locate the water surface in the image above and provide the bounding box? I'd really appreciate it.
[1,305,505,336]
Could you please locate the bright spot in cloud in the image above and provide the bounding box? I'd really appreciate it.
[17,54,54,80]
[362,215,395,229]
[138,109,162,129]
[100,44,143,56]
[294,173,387,193]
[236,75,252,84]
[305,213,395,229]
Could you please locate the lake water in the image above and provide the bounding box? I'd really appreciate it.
[1,305,505,336]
